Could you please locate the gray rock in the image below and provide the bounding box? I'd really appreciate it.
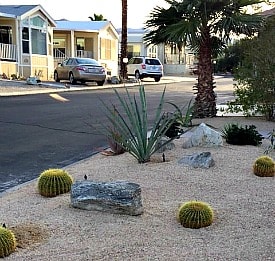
[26,76,41,85]
[71,180,143,216]
[110,76,120,84]
[178,152,215,168]
[182,123,223,148]
[157,137,176,153]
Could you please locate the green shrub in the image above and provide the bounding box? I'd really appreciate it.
[99,85,178,163]
[226,20,275,121]
[221,123,263,145]
[0,226,16,257]
[38,169,73,197]
[253,156,275,177]
[177,201,214,229]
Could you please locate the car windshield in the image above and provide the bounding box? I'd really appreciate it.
[76,58,99,65]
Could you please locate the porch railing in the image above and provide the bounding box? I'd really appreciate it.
[75,50,93,58]
[0,43,17,61]
[53,48,67,64]
[53,49,94,60]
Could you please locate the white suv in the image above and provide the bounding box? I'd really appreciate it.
[127,57,163,82]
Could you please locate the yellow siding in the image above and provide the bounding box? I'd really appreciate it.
[31,67,48,80]
[31,56,49,80]
[32,55,47,66]
[0,62,17,77]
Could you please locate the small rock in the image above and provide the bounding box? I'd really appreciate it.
[178,152,215,168]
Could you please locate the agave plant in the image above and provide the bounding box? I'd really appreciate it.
[100,85,177,163]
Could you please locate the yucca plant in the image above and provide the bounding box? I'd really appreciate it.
[100,85,177,163]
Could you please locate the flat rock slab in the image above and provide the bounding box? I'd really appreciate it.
[71,180,143,216]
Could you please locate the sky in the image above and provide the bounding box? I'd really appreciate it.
[2,0,169,29]
[2,0,274,29]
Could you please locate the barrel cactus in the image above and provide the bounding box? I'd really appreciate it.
[177,201,214,229]
[38,168,73,197]
[253,156,275,177]
[0,226,16,257]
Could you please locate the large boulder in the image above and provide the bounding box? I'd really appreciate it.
[71,180,143,216]
[178,152,215,168]
[182,123,223,148]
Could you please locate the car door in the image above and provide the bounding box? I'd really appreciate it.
[64,58,76,79]
[127,57,135,75]
[57,59,69,79]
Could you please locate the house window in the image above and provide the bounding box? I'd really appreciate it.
[147,45,157,58]
[31,28,46,55]
[127,44,141,59]
[30,16,46,28]
[0,26,12,44]
[164,43,184,64]
[22,27,29,53]
[22,16,47,55]
[76,38,85,50]
[76,38,85,57]
[22,18,29,26]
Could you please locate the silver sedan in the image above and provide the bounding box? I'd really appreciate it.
[54,57,106,86]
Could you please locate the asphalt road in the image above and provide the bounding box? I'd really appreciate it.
[0,77,234,193]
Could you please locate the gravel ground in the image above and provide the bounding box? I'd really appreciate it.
[0,117,274,261]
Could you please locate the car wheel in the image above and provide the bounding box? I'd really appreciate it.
[96,80,105,86]
[154,77,161,82]
[135,71,141,80]
[69,73,76,84]
[54,71,60,82]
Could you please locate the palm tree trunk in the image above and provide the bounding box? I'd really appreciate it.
[193,27,217,118]
[120,0,128,80]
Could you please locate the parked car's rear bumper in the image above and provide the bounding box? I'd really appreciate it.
[141,73,162,79]
[75,73,106,82]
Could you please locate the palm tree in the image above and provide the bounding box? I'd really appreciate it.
[120,0,128,80]
[144,0,264,118]
[88,14,107,21]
